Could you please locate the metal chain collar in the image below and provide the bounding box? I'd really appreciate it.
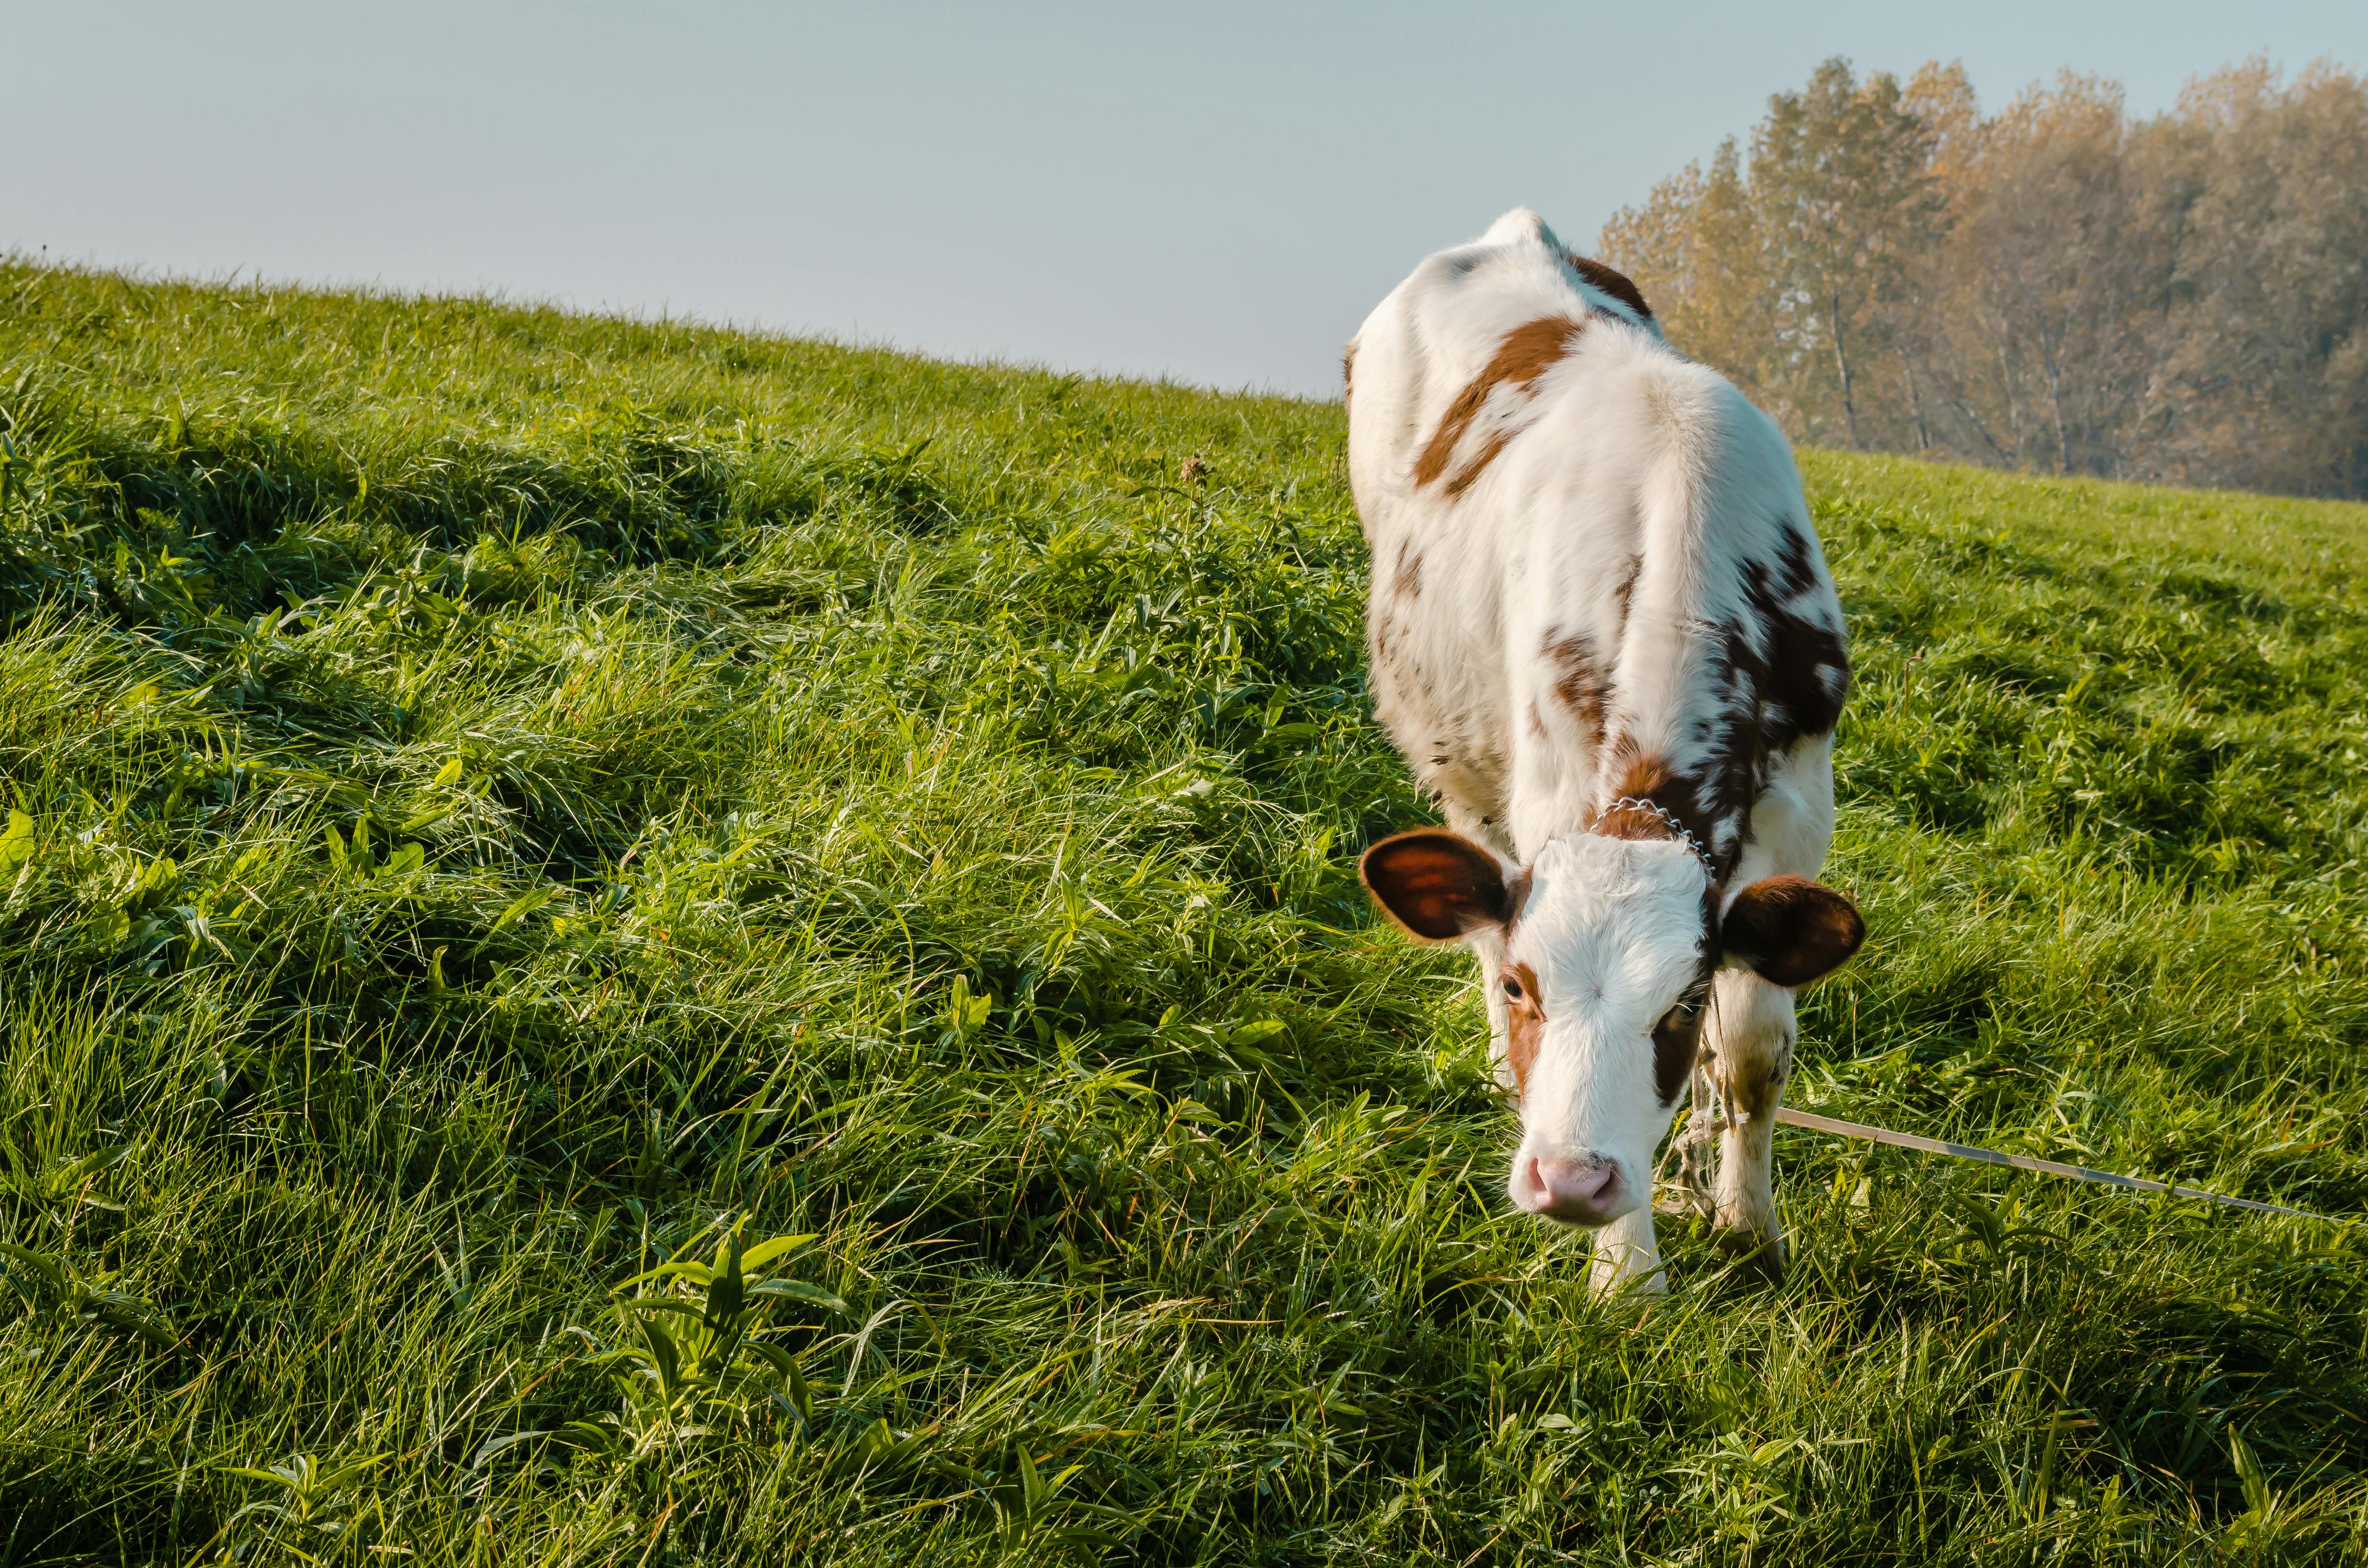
[1601,795,1715,871]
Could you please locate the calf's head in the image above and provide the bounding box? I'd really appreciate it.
[1360,827,1862,1227]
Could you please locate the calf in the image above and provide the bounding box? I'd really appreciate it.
[1344,209,1864,1297]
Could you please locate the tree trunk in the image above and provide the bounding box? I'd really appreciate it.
[2037,311,2074,474]
[1900,344,1932,451]
[1830,292,1862,448]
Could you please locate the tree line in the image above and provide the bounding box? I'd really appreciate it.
[1598,58,2368,499]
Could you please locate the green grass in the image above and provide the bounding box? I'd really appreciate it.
[1,262,2366,1566]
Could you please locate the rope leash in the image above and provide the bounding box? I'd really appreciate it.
[1571,800,2340,1223]
[1649,967,2342,1224]
[1757,1104,2340,1222]
[1617,876,2342,1225]
[1773,1107,2335,1220]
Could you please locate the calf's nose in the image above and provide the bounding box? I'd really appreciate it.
[1520,1154,1627,1225]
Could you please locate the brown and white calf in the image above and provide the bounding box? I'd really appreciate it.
[1345,209,1865,1296]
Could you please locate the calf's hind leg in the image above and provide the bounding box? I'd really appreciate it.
[1670,1060,1719,1218]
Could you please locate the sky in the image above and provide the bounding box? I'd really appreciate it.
[8,2,2365,397]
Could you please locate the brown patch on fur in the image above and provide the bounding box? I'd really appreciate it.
[1697,625,1770,847]
[1742,527,1850,745]
[1612,555,1641,635]
[1721,874,1864,987]
[1391,539,1423,600]
[1652,992,1706,1105]
[1502,960,1545,1095]
[1525,700,1548,742]
[1563,253,1654,322]
[1412,316,1586,491]
[1651,897,1721,1105]
[1770,632,1847,738]
[1600,748,1715,865]
[1760,613,1848,742]
[1592,527,1849,886]
[1541,629,1611,753]
[1441,432,1512,498]
[1674,526,1851,877]
[1590,798,1679,843]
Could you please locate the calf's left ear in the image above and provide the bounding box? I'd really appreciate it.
[1721,875,1864,987]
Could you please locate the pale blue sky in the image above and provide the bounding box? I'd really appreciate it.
[8,3,2364,394]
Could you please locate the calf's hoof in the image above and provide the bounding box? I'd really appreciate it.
[1586,1266,1668,1314]
[1712,1225,1786,1283]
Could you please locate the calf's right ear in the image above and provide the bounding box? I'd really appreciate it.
[1360,829,1519,942]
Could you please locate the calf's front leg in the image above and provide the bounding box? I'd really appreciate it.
[1444,804,1521,1093]
[1589,1205,1665,1300]
[1703,968,1797,1273]
[1462,923,1517,1093]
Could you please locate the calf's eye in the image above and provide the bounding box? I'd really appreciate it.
[1501,975,1525,1002]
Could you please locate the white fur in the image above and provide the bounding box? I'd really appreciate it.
[1501,834,1706,1212]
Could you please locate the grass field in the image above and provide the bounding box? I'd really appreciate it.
[2,263,2366,1566]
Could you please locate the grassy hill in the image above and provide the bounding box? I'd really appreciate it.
[2,264,2366,1566]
